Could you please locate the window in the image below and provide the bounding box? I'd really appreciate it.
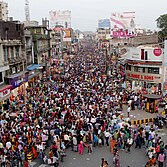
[15,46,19,58]
[134,67,145,73]
[3,46,8,62]
[10,47,14,58]
[0,72,3,83]
[17,66,20,72]
[36,28,41,34]
[12,67,16,74]
[145,51,148,60]
[126,65,131,71]
[141,49,144,60]
[148,67,159,74]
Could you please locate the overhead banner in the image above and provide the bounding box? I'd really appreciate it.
[49,10,71,29]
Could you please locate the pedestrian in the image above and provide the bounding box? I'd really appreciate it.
[135,132,141,149]
[78,141,84,155]
[110,136,116,153]
[127,105,131,118]
[100,158,105,167]
[157,152,165,167]
[104,130,110,146]
[127,136,133,152]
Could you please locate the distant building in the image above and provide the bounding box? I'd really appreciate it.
[23,20,39,27]
[0,1,8,21]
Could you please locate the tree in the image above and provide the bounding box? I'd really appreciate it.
[156,14,167,42]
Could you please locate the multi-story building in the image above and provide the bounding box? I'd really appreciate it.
[26,25,51,69]
[0,21,28,99]
[125,45,163,93]
[0,1,8,21]
[96,28,110,40]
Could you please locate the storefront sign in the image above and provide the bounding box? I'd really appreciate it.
[153,48,162,56]
[9,73,28,89]
[0,85,12,99]
[127,73,154,81]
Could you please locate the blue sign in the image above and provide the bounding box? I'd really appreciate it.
[9,73,28,89]
[98,19,110,29]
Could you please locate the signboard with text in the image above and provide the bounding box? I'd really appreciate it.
[127,72,162,82]
[9,73,28,89]
[110,12,136,38]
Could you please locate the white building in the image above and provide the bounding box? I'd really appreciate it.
[125,45,163,93]
[0,1,8,21]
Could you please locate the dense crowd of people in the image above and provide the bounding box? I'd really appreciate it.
[0,41,166,167]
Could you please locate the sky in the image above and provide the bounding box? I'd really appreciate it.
[4,0,167,31]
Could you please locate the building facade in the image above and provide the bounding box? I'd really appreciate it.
[126,45,163,93]
[26,26,51,67]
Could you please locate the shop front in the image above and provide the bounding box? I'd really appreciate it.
[0,84,13,112]
[126,71,162,93]
[5,72,29,97]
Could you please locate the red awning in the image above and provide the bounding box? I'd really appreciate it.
[0,85,12,92]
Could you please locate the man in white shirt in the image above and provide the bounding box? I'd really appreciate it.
[127,106,131,118]
[127,136,133,152]
[104,130,110,146]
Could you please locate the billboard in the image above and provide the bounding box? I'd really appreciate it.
[110,12,136,38]
[49,10,71,29]
[98,19,110,29]
[63,28,71,42]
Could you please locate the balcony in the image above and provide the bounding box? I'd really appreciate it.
[33,34,50,40]
[8,57,24,65]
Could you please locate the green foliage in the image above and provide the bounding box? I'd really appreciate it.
[156,14,167,41]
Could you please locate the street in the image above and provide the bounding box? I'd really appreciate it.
[31,129,167,167]
[31,132,167,167]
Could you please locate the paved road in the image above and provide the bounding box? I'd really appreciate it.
[31,131,167,167]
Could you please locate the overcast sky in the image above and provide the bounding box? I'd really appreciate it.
[4,0,167,31]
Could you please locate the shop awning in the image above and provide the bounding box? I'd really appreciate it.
[143,94,162,99]
[27,64,41,71]
[6,71,27,79]
[28,72,40,80]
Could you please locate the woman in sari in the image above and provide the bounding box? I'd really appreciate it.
[32,144,38,159]
[110,136,116,154]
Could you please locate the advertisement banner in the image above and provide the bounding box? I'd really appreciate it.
[9,73,28,89]
[49,10,71,29]
[98,19,110,29]
[110,12,136,38]
[63,29,71,42]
